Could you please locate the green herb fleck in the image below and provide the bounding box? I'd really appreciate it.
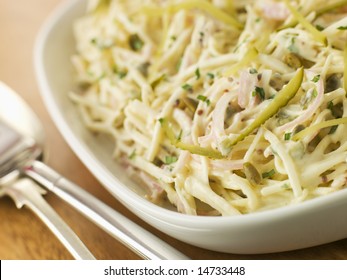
[312,89,318,97]
[252,86,265,101]
[113,66,128,79]
[284,132,292,141]
[288,37,298,53]
[249,68,258,74]
[327,101,334,110]
[165,156,178,164]
[182,83,193,91]
[158,118,164,125]
[118,71,128,79]
[197,95,211,106]
[312,75,320,83]
[337,26,347,30]
[197,95,207,102]
[262,169,276,179]
[207,72,215,79]
[129,34,144,51]
[170,35,177,41]
[195,68,201,80]
[316,24,325,31]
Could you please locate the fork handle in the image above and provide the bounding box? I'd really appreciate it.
[4,178,95,260]
[25,160,189,260]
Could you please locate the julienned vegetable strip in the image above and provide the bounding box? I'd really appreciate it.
[283,0,327,45]
[223,47,259,77]
[279,0,347,30]
[159,118,224,159]
[72,0,347,216]
[316,0,347,16]
[139,0,243,30]
[224,67,304,148]
[292,117,347,141]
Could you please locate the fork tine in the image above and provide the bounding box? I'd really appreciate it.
[1,178,95,260]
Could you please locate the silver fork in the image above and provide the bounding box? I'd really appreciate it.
[0,173,95,259]
[0,82,188,260]
[0,121,94,259]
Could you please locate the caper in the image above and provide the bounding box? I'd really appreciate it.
[283,52,302,69]
[137,62,150,77]
[129,34,144,51]
[270,73,284,91]
[330,102,343,118]
[325,74,342,93]
[243,162,262,185]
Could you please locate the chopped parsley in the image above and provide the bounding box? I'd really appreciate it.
[113,66,127,79]
[129,34,144,51]
[118,71,127,79]
[197,95,211,106]
[252,86,265,101]
[249,68,258,74]
[262,169,276,179]
[311,75,320,82]
[327,100,334,110]
[284,132,292,141]
[182,83,193,91]
[288,36,298,53]
[195,68,201,80]
[337,26,347,30]
[312,89,318,97]
[165,156,178,164]
[206,72,215,79]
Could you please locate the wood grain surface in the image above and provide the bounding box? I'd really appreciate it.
[0,0,347,260]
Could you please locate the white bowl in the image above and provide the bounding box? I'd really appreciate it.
[34,0,347,254]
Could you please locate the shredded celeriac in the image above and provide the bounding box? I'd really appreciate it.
[70,0,347,216]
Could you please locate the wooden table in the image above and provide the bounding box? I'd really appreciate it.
[0,0,347,260]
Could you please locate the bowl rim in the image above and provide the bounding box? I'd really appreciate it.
[33,0,347,230]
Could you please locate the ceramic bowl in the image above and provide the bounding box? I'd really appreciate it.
[34,0,347,254]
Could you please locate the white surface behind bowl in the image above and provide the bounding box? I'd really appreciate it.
[34,0,347,254]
